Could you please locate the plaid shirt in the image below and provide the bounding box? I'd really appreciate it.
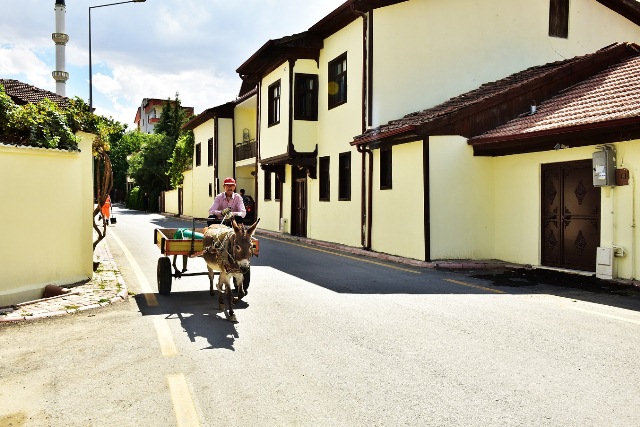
[208,192,246,219]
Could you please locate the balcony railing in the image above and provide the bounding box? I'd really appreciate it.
[235,140,257,162]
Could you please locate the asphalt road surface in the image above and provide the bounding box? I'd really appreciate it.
[2,205,640,427]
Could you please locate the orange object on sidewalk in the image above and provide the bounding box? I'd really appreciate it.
[101,195,111,220]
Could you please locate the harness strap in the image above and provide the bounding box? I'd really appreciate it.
[203,229,241,273]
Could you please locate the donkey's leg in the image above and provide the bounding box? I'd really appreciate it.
[217,273,226,311]
[235,274,245,301]
[224,283,236,322]
[207,266,215,297]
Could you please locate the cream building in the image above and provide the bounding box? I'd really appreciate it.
[134,98,195,135]
[232,0,640,279]
[164,92,258,220]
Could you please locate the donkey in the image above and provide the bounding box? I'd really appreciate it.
[202,217,259,322]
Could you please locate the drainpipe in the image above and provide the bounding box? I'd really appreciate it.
[254,80,262,222]
[351,4,371,250]
[632,174,636,280]
[366,145,373,250]
[356,143,373,249]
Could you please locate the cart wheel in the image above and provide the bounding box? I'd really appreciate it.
[157,257,172,295]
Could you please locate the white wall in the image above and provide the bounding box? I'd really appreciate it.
[371,0,640,128]
[428,136,495,260]
[306,18,364,247]
[0,133,94,305]
[370,140,426,259]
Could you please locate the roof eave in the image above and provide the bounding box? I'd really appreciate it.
[470,116,640,156]
[596,0,640,26]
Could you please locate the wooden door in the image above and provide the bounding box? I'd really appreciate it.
[291,168,307,237]
[541,161,600,271]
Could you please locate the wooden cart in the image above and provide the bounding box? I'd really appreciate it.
[153,227,258,295]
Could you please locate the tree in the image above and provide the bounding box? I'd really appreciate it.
[154,92,187,143]
[167,130,194,188]
[110,130,143,202]
[0,87,78,150]
[128,133,174,211]
[91,119,126,250]
[126,92,194,211]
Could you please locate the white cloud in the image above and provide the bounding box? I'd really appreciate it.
[0,44,54,89]
[2,0,347,127]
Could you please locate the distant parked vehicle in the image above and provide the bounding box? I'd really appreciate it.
[243,195,256,224]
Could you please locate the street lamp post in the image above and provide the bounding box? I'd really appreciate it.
[89,0,146,111]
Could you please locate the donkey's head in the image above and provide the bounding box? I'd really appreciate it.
[230,217,260,272]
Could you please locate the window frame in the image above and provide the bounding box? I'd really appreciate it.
[380,147,392,190]
[195,142,201,167]
[328,52,348,110]
[294,73,319,121]
[319,156,330,201]
[338,152,351,201]
[268,80,281,127]
[207,137,213,166]
[549,0,569,38]
[264,170,272,200]
[274,173,282,201]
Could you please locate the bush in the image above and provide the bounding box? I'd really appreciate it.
[127,186,142,210]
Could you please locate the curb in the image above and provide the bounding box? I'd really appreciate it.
[0,239,128,324]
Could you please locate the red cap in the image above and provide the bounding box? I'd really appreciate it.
[223,177,236,186]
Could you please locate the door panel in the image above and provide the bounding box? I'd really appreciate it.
[291,167,307,238]
[542,168,561,265]
[541,161,600,271]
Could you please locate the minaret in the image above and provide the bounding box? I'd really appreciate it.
[52,0,69,96]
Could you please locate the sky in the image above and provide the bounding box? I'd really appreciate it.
[0,0,347,128]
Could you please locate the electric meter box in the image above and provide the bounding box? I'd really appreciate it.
[592,148,616,187]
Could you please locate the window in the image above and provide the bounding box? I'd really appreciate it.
[319,156,330,201]
[380,148,392,190]
[549,0,569,38]
[294,73,318,120]
[207,138,213,166]
[328,53,347,109]
[264,171,272,200]
[338,152,351,200]
[275,174,281,201]
[208,183,212,197]
[268,80,281,126]
[195,143,201,166]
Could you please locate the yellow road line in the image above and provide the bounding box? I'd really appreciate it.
[154,318,178,357]
[444,278,506,294]
[258,235,421,274]
[168,373,201,427]
[566,305,640,325]
[109,229,158,306]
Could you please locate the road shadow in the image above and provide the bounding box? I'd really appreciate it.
[467,267,640,312]
[134,290,250,351]
[113,206,640,314]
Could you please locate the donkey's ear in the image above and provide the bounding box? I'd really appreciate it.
[247,218,260,235]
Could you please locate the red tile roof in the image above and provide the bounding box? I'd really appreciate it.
[352,43,640,150]
[471,54,640,144]
[0,79,70,109]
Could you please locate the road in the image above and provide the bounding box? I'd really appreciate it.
[2,205,640,426]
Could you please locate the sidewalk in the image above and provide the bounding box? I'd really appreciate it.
[252,226,523,270]
[0,238,128,323]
